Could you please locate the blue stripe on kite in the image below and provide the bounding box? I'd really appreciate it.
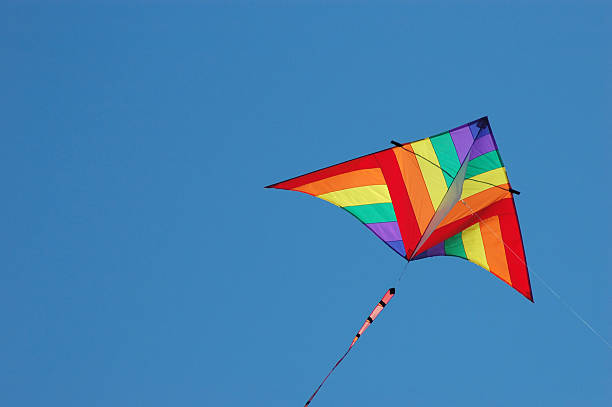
[386,240,406,257]
[469,121,490,139]
[413,240,446,260]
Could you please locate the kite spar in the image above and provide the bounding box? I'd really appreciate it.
[266,117,532,405]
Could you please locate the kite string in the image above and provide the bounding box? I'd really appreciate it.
[529,272,612,349]
[395,258,412,286]
[303,288,396,406]
[459,200,612,350]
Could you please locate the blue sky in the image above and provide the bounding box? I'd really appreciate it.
[2,2,610,406]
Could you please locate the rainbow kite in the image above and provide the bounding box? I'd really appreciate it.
[266,117,532,405]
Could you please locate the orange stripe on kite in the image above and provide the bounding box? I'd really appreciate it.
[294,168,387,196]
[480,216,513,286]
[393,145,435,234]
[415,198,515,256]
[438,183,511,228]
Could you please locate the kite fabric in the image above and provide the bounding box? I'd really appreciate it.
[266,116,532,405]
[304,288,395,407]
[266,116,532,301]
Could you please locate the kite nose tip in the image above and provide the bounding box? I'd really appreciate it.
[476,117,489,128]
[389,287,396,294]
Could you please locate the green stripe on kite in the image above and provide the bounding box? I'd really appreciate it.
[430,132,461,187]
[344,203,397,223]
[465,150,503,179]
[445,233,467,259]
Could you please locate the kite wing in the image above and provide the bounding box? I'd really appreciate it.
[266,117,532,301]
[409,120,531,301]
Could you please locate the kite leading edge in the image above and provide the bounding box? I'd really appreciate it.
[266,117,532,405]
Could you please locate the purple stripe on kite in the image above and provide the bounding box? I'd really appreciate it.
[450,125,473,164]
[413,241,445,260]
[469,133,497,159]
[366,221,402,242]
[425,241,446,256]
[387,240,406,257]
[412,251,430,260]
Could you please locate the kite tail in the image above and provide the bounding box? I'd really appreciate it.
[303,348,351,406]
[304,288,396,406]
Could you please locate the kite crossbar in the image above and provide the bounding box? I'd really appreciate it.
[390,140,520,195]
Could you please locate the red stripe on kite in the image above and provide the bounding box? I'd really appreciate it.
[375,149,422,257]
[499,212,533,301]
[415,198,516,256]
[266,153,380,190]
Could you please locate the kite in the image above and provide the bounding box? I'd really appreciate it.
[266,117,532,405]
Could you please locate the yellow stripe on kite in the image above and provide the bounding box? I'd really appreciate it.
[461,167,509,199]
[317,185,392,207]
[461,222,490,270]
[295,168,387,196]
[411,139,448,208]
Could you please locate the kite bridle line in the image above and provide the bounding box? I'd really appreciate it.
[395,255,413,285]
[459,199,612,350]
